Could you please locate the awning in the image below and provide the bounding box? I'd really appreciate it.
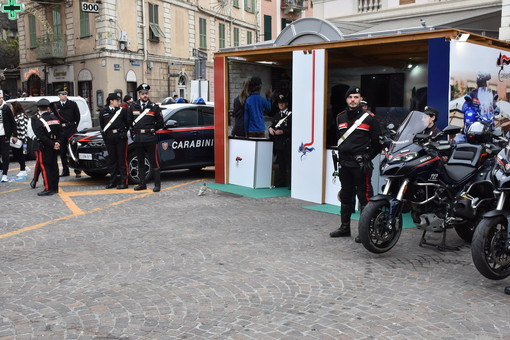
[330,6,501,39]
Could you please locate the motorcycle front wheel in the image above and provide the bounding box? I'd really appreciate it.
[471,216,510,280]
[359,200,403,254]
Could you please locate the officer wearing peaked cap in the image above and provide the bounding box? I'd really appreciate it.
[54,87,81,178]
[100,93,130,189]
[268,94,292,187]
[330,86,382,242]
[32,98,64,196]
[127,83,164,192]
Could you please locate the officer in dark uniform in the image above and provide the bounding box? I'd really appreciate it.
[421,106,440,137]
[54,88,82,178]
[32,98,63,196]
[127,83,164,192]
[330,86,382,241]
[268,94,292,188]
[100,93,130,189]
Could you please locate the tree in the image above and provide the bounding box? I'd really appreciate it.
[0,36,19,69]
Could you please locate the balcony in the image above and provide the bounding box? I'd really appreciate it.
[36,35,66,65]
[358,0,381,12]
[281,0,308,14]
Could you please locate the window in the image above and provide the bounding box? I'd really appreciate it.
[28,14,36,48]
[148,3,165,41]
[247,30,252,45]
[199,17,207,49]
[263,15,272,41]
[52,7,62,40]
[200,107,214,126]
[233,27,239,47]
[233,0,240,8]
[281,18,291,31]
[170,108,198,127]
[219,23,225,49]
[244,0,255,13]
[79,1,90,38]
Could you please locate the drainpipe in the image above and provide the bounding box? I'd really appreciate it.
[141,0,147,83]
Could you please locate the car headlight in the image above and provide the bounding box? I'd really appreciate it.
[389,151,418,163]
[88,141,104,147]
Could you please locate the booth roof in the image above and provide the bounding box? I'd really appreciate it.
[335,6,501,39]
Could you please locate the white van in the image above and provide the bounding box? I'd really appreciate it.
[7,96,93,132]
[6,96,93,159]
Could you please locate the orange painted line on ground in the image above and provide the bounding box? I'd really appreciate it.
[0,179,204,240]
[57,187,85,215]
[66,189,142,197]
[0,188,23,195]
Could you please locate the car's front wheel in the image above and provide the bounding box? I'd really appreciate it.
[127,152,153,184]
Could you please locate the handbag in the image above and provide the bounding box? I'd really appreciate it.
[10,138,22,149]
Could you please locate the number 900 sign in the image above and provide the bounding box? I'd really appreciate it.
[81,2,100,13]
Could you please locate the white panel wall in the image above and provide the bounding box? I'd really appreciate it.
[291,49,326,203]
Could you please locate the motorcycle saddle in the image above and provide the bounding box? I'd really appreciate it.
[442,144,483,183]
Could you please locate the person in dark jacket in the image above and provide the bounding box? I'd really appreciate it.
[330,86,382,242]
[268,94,292,188]
[121,95,133,110]
[244,76,272,138]
[32,98,63,196]
[0,91,18,182]
[53,88,81,178]
[127,83,164,192]
[100,93,130,189]
[231,80,250,137]
[421,106,440,137]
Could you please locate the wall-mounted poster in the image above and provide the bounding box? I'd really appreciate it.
[449,40,510,134]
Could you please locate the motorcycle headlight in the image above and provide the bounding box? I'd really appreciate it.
[389,151,418,163]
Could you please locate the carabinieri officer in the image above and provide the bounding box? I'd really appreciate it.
[127,83,164,192]
[31,98,64,196]
[100,93,130,189]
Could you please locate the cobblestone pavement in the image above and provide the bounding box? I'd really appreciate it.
[1,161,510,339]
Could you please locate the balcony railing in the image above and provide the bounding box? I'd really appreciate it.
[36,35,66,64]
[281,0,308,12]
[358,0,381,12]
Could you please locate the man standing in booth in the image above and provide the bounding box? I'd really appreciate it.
[54,88,82,178]
[329,86,382,242]
[128,83,164,192]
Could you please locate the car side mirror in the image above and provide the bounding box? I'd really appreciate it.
[165,119,178,128]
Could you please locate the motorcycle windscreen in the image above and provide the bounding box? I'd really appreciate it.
[389,111,430,153]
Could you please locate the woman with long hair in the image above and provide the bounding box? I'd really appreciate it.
[10,101,29,177]
[231,80,250,137]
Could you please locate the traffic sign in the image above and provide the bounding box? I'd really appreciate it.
[1,0,23,20]
[81,1,100,13]
[192,48,208,60]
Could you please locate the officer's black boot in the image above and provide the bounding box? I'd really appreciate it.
[153,168,161,192]
[354,205,366,243]
[105,175,117,189]
[133,175,147,191]
[330,205,352,237]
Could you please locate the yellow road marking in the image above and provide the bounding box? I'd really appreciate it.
[0,188,23,195]
[57,187,85,215]
[0,179,204,240]
[66,188,149,196]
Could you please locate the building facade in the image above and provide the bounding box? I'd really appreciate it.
[260,0,313,42]
[17,0,258,113]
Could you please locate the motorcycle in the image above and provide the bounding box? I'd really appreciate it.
[358,111,499,254]
[471,138,510,280]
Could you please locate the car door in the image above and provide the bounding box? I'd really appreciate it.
[157,106,201,169]
[198,105,215,164]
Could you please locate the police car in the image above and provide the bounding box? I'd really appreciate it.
[67,103,214,183]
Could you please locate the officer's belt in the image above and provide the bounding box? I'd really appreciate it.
[61,122,75,128]
[134,129,154,133]
[106,129,121,134]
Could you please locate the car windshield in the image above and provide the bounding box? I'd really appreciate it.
[389,110,430,153]
[10,101,39,118]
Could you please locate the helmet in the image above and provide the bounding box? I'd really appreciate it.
[466,121,491,144]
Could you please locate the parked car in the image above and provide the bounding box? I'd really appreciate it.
[67,103,214,183]
[6,96,93,159]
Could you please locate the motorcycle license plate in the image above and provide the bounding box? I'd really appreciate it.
[78,153,93,160]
